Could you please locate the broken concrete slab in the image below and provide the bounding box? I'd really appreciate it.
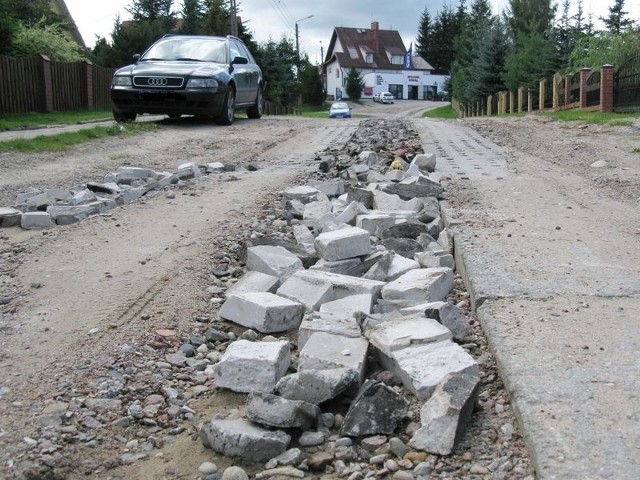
[201,418,290,463]
[289,270,385,301]
[117,166,156,183]
[309,257,363,275]
[423,301,471,341]
[355,213,397,236]
[412,153,437,172]
[381,238,423,259]
[292,225,316,253]
[380,223,429,240]
[363,252,420,282]
[224,271,280,298]
[359,151,380,167]
[373,190,423,212]
[365,314,452,355]
[339,380,409,437]
[0,207,21,228]
[387,341,479,400]
[309,181,346,198]
[298,332,369,384]
[381,268,454,305]
[414,250,455,270]
[283,186,321,203]
[298,311,362,349]
[346,187,375,210]
[212,339,290,393]
[314,226,372,261]
[219,292,305,333]
[410,372,480,455]
[275,368,359,404]
[319,293,373,316]
[302,200,333,221]
[336,201,368,226]
[46,204,101,225]
[246,245,304,280]
[245,391,320,430]
[206,162,225,174]
[276,275,333,312]
[382,178,444,200]
[21,212,53,229]
[70,188,98,205]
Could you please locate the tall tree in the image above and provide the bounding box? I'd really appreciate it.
[0,0,19,55]
[503,29,556,90]
[202,0,229,35]
[415,8,432,62]
[7,0,63,28]
[506,0,556,41]
[554,0,573,69]
[253,37,298,106]
[345,67,364,100]
[180,0,205,34]
[601,0,635,33]
[298,58,324,105]
[428,3,461,74]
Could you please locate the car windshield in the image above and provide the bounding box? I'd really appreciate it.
[141,38,227,63]
[332,103,348,109]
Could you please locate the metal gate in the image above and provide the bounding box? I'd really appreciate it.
[615,54,640,112]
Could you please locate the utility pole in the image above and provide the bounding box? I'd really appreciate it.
[229,0,238,36]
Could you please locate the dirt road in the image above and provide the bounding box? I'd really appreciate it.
[1,103,639,479]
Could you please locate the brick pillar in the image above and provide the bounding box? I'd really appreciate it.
[539,79,546,111]
[40,54,54,112]
[600,64,615,112]
[579,67,591,109]
[85,60,94,110]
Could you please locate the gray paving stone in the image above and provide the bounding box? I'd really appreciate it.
[202,418,290,462]
[46,204,101,225]
[303,200,333,221]
[355,213,397,236]
[212,339,290,393]
[298,311,362,349]
[276,275,334,312]
[364,252,420,282]
[319,293,373,316]
[423,301,470,341]
[245,392,320,430]
[373,190,423,212]
[246,245,304,280]
[336,201,368,225]
[314,226,372,261]
[21,211,53,229]
[309,257,363,275]
[291,269,385,300]
[0,207,21,228]
[224,271,279,298]
[365,314,452,355]
[381,268,454,306]
[219,292,305,333]
[276,368,359,404]
[298,332,369,384]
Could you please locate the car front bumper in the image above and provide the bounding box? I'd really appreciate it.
[111,86,229,116]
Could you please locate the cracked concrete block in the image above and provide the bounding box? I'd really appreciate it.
[414,250,455,270]
[298,332,369,384]
[340,380,409,437]
[21,212,53,229]
[355,213,397,236]
[206,162,225,173]
[388,341,479,400]
[178,162,203,178]
[224,271,279,298]
[309,181,345,198]
[86,182,121,195]
[292,225,316,252]
[314,226,371,261]
[245,392,320,430]
[410,372,480,455]
[213,339,290,393]
[117,187,145,204]
[290,270,385,301]
[364,252,420,282]
[365,313,452,355]
[283,186,321,203]
[437,228,452,253]
[117,166,156,183]
[276,368,359,404]
[380,222,429,240]
[303,200,333,221]
[201,418,290,462]
[423,301,470,341]
[309,257,363,275]
[298,311,362,349]
[70,188,97,205]
[15,188,40,206]
[373,190,423,212]
[47,204,101,225]
[276,275,334,312]
[412,153,437,172]
[246,245,304,280]
[0,208,21,228]
[381,268,454,306]
[386,169,406,182]
[336,201,368,226]
[359,150,380,166]
[319,293,373,316]
[220,292,305,333]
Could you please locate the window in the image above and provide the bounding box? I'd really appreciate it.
[365,53,373,63]
[391,55,403,65]
[336,68,339,78]
[388,84,403,99]
[348,47,358,59]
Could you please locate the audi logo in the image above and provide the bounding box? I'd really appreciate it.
[147,77,168,86]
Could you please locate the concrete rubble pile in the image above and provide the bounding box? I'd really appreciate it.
[0,162,242,229]
[201,134,482,474]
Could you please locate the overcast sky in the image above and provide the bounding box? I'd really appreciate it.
[65,0,632,64]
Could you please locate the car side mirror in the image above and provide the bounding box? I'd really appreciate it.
[133,53,141,62]
[231,56,248,65]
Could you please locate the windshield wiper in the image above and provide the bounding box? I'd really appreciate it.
[174,57,203,62]
[140,57,165,62]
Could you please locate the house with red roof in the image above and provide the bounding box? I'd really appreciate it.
[322,21,448,101]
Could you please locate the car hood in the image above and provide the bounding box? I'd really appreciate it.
[114,61,230,78]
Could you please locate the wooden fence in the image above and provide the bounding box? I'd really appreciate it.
[457,65,619,118]
[0,55,115,115]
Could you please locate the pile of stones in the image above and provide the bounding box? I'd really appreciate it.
[199,139,481,476]
[0,161,236,229]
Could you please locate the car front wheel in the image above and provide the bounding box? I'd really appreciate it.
[216,88,235,126]
[246,86,263,119]
[113,110,137,122]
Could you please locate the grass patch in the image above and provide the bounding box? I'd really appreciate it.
[0,122,158,153]
[541,109,640,125]
[423,105,457,119]
[632,147,640,153]
[0,110,112,132]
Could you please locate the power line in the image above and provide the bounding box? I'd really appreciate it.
[267,0,293,30]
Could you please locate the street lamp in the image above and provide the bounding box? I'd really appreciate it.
[295,14,314,59]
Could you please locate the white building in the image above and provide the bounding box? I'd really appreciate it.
[322,21,448,101]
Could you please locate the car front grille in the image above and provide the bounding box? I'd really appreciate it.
[133,76,184,88]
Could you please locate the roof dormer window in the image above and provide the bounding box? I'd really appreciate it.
[365,53,373,63]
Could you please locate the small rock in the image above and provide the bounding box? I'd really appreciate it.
[222,466,249,480]
[199,462,218,474]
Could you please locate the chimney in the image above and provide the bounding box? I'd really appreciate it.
[371,21,379,53]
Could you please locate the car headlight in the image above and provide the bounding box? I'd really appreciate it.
[112,76,132,87]
[187,78,218,88]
